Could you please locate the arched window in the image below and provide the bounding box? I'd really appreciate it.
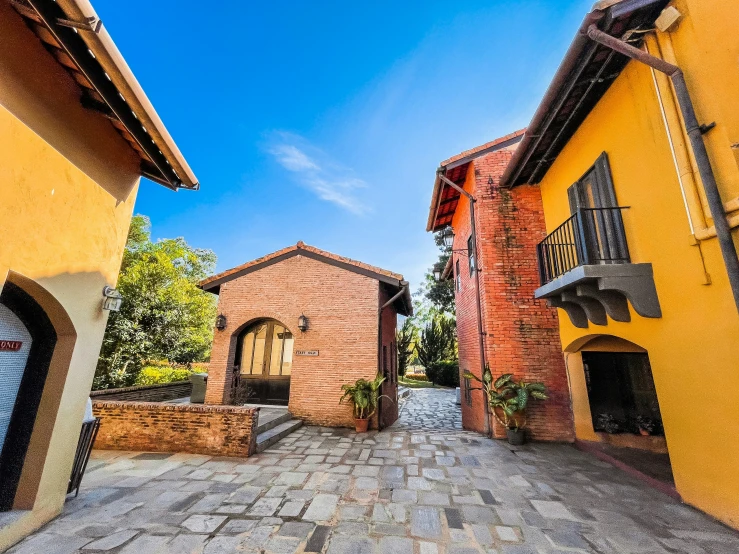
[236,319,294,377]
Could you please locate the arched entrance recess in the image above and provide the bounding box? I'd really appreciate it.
[565,335,670,457]
[234,319,293,405]
[0,281,57,511]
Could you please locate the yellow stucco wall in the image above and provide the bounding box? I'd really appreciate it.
[0,4,141,549]
[537,1,739,528]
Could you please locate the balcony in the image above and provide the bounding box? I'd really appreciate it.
[535,207,661,328]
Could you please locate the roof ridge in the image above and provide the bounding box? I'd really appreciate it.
[199,241,404,288]
[440,129,526,167]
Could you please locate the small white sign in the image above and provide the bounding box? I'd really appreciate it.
[295,350,319,357]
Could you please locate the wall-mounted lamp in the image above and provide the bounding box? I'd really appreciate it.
[102,286,123,312]
[433,263,444,282]
[441,227,454,248]
[215,314,227,330]
[298,313,308,332]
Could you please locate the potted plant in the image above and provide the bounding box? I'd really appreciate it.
[595,413,621,434]
[635,415,656,436]
[339,374,388,433]
[464,367,549,445]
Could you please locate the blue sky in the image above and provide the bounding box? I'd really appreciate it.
[96,0,593,290]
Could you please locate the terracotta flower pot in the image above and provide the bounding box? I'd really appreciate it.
[355,418,369,433]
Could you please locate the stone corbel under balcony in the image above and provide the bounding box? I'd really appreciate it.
[535,264,661,328]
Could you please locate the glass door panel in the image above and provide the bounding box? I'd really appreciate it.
[269,325,285,376]
[251,323,268,376]
[282,332,294,375]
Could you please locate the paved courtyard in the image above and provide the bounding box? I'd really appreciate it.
[7,390,739,554]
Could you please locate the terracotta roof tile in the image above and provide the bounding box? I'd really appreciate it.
[200,241,404,289]
[440,129,526,167]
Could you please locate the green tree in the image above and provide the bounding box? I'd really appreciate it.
[424,231,455,314]
[415,316,456,385]
[396,319,415,377]
[93,215,218,389]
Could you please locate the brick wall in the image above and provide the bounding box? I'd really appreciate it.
[90,381,192,402]
[92,401,258,457]
[206,254,397,428]
[451,149,574,442]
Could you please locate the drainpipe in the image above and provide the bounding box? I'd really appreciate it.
[586,25,739,313]
[377,282,408,430]
[438,173,491,437]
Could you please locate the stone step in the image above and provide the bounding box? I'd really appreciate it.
[255,411,293,435]
[256,419,303,453]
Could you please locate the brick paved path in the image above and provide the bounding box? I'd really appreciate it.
[8,389,739,554]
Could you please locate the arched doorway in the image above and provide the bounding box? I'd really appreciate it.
[234,319,293,405]
[0,281,57,511]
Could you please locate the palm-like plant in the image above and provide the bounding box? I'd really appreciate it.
[465,366,548,431]
[339,374,387,420]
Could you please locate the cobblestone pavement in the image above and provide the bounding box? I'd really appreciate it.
[8,389,739,554]
[393,388,462,432]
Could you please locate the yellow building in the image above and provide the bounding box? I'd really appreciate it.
[501,0,739,529]
[0,0,197,548]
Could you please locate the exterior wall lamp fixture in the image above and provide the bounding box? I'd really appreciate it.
[215,314,227,330]
[298,314,308,332]
[438,227,476,261]
[102,286,123,312]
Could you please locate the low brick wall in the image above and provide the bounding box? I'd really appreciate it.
[90,381,192,402]
[92,401,259,457]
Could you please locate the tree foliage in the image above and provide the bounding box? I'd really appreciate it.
[415,317,457,385]
[395,319,415,377]
[93,215,218,389]
[413,231,455,324]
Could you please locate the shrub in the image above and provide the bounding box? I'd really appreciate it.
[404,374,428,382]
[426,360,459,388]
[135,364,207,386]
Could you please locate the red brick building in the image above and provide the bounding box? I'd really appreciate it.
[199,242,412,429]
[427,131,574,441]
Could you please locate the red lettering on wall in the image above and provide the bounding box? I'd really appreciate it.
[0,340,23,351]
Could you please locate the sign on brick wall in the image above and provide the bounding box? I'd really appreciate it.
[295,350,319,356]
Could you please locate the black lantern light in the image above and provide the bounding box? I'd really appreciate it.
[298,313,308,332]
[433,263,443,282]
[215,314,227,330]
[441,226,454,248]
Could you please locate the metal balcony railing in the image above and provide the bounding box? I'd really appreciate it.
[537,207,630,285]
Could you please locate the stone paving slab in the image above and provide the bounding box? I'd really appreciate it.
[7,389,739,554]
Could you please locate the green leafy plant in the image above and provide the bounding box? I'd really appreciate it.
[135,365,204,386]
[595,413,621,434]
[339,374,388,420]
[396,319,415,378]
[415,317,456,385]
[465,366,549,431]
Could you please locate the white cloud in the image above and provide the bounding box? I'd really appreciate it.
[269,144,320,172]
[267,133,370,215]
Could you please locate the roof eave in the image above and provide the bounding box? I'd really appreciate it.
[500,0,668,188]
[44,0,198,189]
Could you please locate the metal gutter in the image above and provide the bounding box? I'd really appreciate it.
[437,172,490,436]
[35,0,199,189]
